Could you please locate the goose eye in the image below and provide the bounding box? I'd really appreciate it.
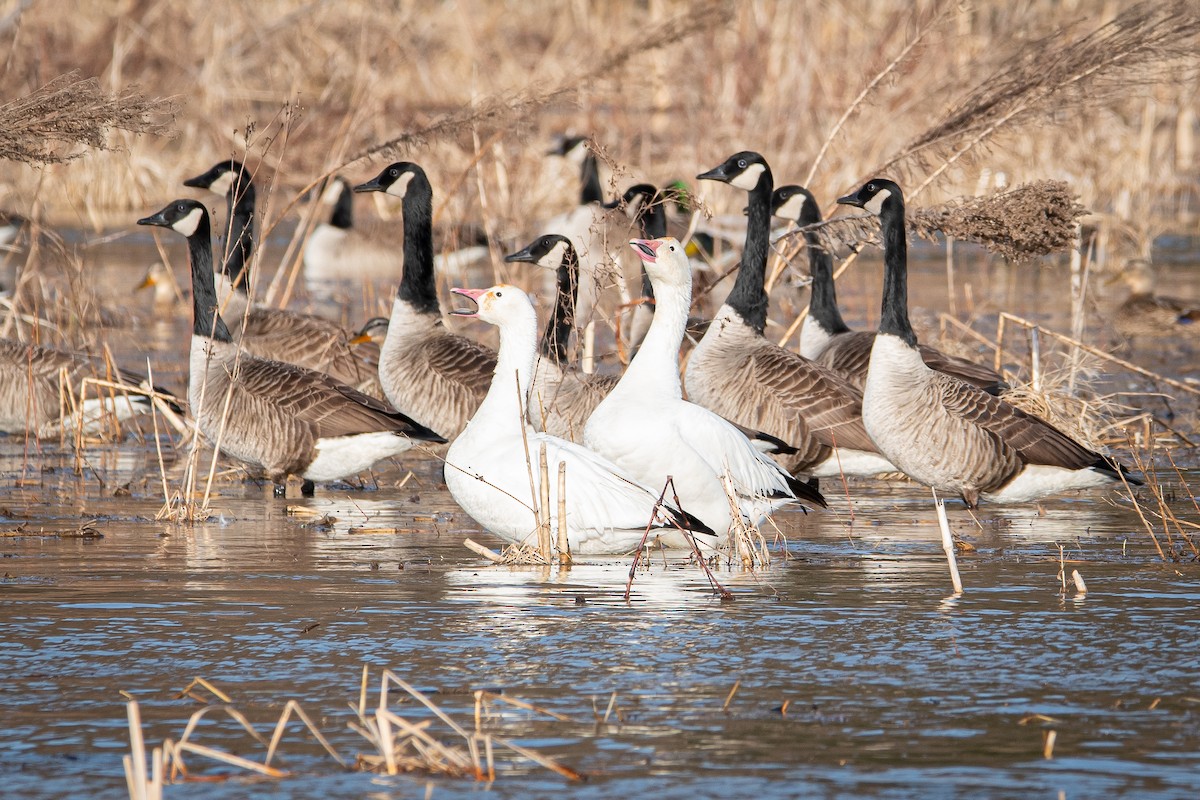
[867,183,876,192]
[494,290,503,298]
[737,159,747,168]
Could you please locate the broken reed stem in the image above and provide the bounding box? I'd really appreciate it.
[934,490,963,594]
[537,443,552,562]
[556,461,570,566]
[463,537,504,563]
[1071,569,1088,594]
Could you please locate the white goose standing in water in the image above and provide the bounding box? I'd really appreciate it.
[444,284,712,555]
[138,199,444,497]
[837,179,1141,507]
[584,237,826,543]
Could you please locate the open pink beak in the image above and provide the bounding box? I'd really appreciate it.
[629,238,662,264]
[450,287,486,316]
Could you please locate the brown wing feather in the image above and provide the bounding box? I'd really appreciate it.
[403,332,497,438]
[745,345,880,454]
[239,308,378,391]
[933,374,1102,471]
[820,331,1005,393]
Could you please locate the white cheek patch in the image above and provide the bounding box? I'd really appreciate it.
[730,163,766,191]
[864,188,892,216]
[625,195,646,220]
[207,171,235,197]
[385,171,414,199]
[774,193,806,221]
[320,180,343,205]
[172,207,204,237]
[539,240,569,269]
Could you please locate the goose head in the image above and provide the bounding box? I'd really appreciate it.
[837,178,903,217]
[1107,258,1156,296]
[771,185,821,227]
[137,199,209,238]
[629,237,689,288]
[354,162,429,200]
[696,151,770,192]
[449,285,535,327]
[547,134,591,165]
[504,234,575,270]
[602,183,657,219]
[320,176,350,206]
[183,159,250,198]
[349,316,390,346]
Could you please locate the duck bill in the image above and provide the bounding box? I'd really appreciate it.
[449,287,486,317]
[629,238,661,264]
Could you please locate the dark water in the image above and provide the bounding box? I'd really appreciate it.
[1,235,1198,799]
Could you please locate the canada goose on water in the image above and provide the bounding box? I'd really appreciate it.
[770,184,1009,395]
[0,337,180,437]
[303,176,405,282]
[1109,258,1198,338]
[137,199,444,497]
[584,237,826,545]
[504,234,617,441]
[183,160,383,398]
[353,162,498,440]
[691,151,895,479]
[837,178,1140,507]
[603,183,663,355]
[444,283,712,554]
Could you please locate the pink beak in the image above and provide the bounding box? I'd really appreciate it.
[629,238,662,264]
[450,287,486,316]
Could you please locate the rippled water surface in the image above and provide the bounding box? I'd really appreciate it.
[1,236,1198,799]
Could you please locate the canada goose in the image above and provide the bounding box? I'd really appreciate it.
[0,210,28,293]
[504,234,617,441]
[353,162,498,440]
[692,152,895,478]
[137,199,443,497]
[837,178,1140,507]
[584,237,826,543]
[603,183,663,353]
[303,176,405,282]
[1109,258,1199,338]
[445,284,712,554]
[0,337,180,437]
[771,184,1008,395]
[183,160,383,397]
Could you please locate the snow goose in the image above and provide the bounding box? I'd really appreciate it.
[183,160,383,397]
[138,199,443,497]
[691,152,894,478]
[772,184,1008,394]
[504,234,617,441]
[444,283,712,555]
[0,337,180,437]
[583,237,826,542]
[353,162,498,440]
[837,178,1141,507]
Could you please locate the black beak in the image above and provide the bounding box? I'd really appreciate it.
[136,210,169,228]
[836,192,863,208]
[696,164,728,183]
[504,245,536,264]
[181,174,208,189]
[601,197,623,210]
[354,176,385,193]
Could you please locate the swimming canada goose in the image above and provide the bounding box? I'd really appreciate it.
[692,152,895,478]
[771,184,1008,395]
[504,234,616,441]
[1109,258,1199,338]
[0,337,180,437]
[183,160,384,398]
[137,199,443,497]
[353,162,498,440]
[445,283,712,554]
[584,237,826,543]
[303,176,405,282]
[837,178,1140,507]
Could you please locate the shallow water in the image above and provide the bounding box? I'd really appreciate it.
[1,234,1198,799]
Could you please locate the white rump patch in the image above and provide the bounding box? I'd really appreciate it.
[172,207,204,237]
[730,163,766,191]
[305,431,415,481]
[864,187,892,216]
[985,464,1113,504]
[385,171,415,199]
[774,192,807,221]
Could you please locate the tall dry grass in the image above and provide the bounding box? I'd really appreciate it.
[0,0,1194,257]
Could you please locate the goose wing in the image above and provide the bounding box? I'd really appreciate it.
[418,332,498,428]
[815,331,875,386]
[933,373,1101,471]
[233,357,440,441]
[917,344,1009,394]
[745,344,879,453]
[240,308,376,387]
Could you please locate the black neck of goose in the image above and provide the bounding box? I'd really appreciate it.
[541,247,579,363]
[329,182,352,229]
[637,198,666,302]
[580,153,603,205]
[399,177,439,315]
[801,201,850,335]
[224,180,256,294]
[187,213,233,343]
[878,195,917,346]
[725,167,774,334]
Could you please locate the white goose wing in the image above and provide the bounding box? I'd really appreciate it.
[532,431,705,536]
